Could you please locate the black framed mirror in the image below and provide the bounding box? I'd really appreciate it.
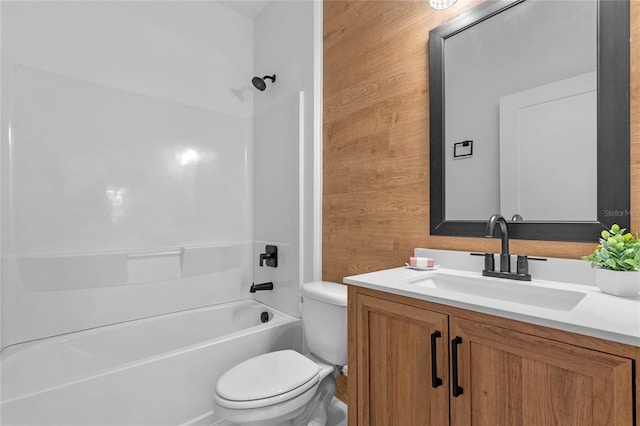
[429,0,630,242]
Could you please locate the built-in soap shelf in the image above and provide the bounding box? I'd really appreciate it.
[126,248,185,259]
[15,243,245,292]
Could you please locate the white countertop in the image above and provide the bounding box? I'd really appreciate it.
[344,266,640,347]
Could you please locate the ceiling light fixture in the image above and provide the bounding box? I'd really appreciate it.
[430,0,457,10]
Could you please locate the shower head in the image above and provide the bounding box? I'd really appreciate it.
[252,74,276,91]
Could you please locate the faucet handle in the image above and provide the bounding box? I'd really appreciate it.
[484,253,495,272]
[516,255,528,275]
[259,245,278,267]
[471,252,496,272]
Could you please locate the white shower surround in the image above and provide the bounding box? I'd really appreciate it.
[0,0,319,349]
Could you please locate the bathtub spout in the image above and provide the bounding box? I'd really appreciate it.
[250,282,274,293]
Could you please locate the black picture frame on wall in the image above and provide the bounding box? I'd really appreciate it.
[428,0,630,242]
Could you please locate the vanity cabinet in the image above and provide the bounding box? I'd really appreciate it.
[349,286,635,425]
[450,317,632,425]
[353,293,450,425]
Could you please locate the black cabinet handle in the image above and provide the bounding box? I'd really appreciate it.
[430,330,443,388]
[451,336,464,397]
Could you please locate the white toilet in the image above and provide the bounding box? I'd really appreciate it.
[213,281,347,426]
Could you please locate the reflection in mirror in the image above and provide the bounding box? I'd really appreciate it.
[444,0,596,221]
[429,0,630,242]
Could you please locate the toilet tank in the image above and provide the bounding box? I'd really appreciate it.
[300,281,348,366]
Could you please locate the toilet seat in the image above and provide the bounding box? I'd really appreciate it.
[214,350,320,410]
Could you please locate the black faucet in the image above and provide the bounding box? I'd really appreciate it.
[482,213,531,281]
[486,213,510,273]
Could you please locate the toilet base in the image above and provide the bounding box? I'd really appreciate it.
[292,371,337,426]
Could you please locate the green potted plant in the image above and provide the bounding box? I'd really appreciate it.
[581,224,640,296]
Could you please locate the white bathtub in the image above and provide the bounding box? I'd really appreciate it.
[0,299,303,426]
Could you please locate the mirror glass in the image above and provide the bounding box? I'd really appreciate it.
[429,0,630,242]
[445,0,596,221]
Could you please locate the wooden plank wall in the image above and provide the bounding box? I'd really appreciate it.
[323,0,640,284]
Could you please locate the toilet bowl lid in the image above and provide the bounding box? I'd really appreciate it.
[216,350,320,402]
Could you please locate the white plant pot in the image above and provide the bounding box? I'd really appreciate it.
[595,268,640,297]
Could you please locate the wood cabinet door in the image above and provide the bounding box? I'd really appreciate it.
[354,293,449,426]
[450,317,633,426]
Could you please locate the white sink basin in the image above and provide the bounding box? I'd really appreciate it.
[404,272,586,311]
